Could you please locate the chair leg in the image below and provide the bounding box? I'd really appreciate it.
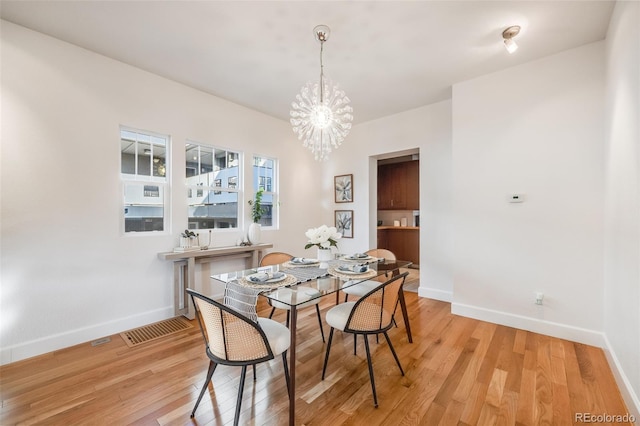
[286,311,290,328]
[252,364,257,381]
[363,334,378,408]
[269,306,276,319]
[321,328,335,380]
[191,361,218,417]
[315,304,325,342]
[282,351,291,398]
[344,294,349,303]
[234,365,248,426]
[353,334,357,355]
[383,331,404,376]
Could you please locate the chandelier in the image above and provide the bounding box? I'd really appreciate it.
[290,25,353,161]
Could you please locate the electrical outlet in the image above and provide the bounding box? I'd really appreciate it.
[535,292,544,305]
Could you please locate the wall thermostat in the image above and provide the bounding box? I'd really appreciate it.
[508,193,525,203]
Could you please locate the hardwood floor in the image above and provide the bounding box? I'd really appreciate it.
[1,290,632,425]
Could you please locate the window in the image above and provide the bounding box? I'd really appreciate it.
[258,176,272,192]
[143,185,159,197]
[186,142,240,230]
[252,155,277,227]
[120,128,168,233]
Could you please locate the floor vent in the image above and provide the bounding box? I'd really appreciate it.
[120,317,192,347]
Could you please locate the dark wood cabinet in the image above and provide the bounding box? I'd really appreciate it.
[405,160,419,210]
[377,228,388,249]
[377,160,418,210]
[377,228,419,266]
[376,164,394,209]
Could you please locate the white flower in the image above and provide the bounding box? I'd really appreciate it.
[305,225,342,250]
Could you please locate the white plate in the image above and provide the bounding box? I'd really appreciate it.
[344,255,372,261]
[246,273,287,283]
[336,267,370,275]
[290,258,319,265]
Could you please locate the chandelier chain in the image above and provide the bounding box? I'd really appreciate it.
[319,40,325,103]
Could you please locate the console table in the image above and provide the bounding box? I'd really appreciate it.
[158,243,273,318]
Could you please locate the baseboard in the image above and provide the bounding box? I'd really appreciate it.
[602,335,640,421]
[418,286,453,302]
[0,306,175,365]
[451,302,606,347]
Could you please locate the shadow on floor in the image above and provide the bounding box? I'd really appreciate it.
[402,267,419,292]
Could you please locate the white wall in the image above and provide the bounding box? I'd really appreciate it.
[0,21,322,364]
[451,42,606,345]
[323,101,454,302]
[604,1,640,417]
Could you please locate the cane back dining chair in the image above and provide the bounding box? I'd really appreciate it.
[341,248,398,302]
[259,251,325,342]
[187,288,290,426]
[321,271,409,407]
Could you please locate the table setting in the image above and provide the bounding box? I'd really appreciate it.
[239,270,298,289]
[283,257,320,268]
[328,261,378,280]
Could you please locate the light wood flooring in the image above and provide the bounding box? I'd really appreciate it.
[1,282,632,425]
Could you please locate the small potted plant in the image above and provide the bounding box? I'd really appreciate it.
[247,188,267,244]
[179,229,197,249]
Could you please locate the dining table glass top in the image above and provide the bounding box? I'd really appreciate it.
[211,255,411,308]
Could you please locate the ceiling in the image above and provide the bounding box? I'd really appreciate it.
[0,1,615,124]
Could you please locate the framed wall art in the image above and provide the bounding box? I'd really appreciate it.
[334,174,353,203]
[335,210,353,238]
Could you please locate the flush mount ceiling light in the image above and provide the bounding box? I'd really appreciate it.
[502,25,521,54]
[290,25,353,161]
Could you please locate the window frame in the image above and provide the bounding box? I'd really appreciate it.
[120,126,170,235]
[252,155,278,229]
[185,141,242,231]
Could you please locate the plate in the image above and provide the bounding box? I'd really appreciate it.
[336,267,370,275]
[344,254,372,261]
[245,272,287,283]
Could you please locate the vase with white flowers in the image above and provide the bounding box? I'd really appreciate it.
[305,225,342,266]
[247,188,266,244]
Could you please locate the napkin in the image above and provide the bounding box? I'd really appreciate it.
[248,271,285,282]
[291,257,315,264]
[338,264,369,273]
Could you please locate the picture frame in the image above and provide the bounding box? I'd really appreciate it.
[335,210,353,238]
[334,174,353,203]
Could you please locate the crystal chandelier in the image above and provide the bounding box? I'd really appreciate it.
[290,25,353,161]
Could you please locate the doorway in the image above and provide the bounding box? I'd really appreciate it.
[372,149,420,268]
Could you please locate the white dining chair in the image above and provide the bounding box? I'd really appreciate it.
[321,272,409,407]
[187,288,290,426]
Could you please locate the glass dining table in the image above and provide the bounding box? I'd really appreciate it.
[211,256,413,426]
